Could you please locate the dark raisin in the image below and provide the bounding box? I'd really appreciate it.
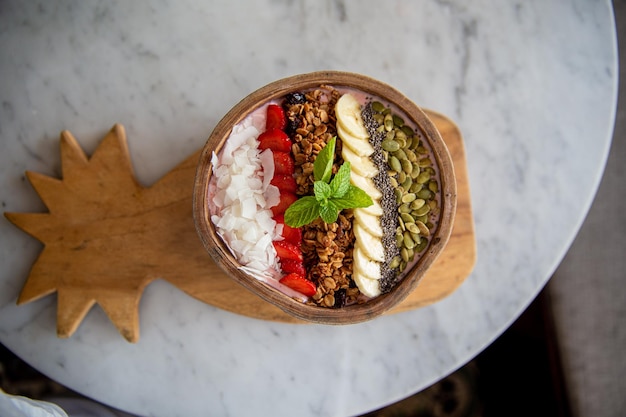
[284,92,306,106]
[334,288,347,308]
[285,118,301,136]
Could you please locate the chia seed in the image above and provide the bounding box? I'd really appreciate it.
[361,103,401,292]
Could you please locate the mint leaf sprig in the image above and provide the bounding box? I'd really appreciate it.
[284,137,373,228]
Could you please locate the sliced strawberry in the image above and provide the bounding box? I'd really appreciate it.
[274,214,302,245]
[273,240,303,262]
[283,226,302,246]
[258,129,291,152]
[272,151,295,175]
[279,273,316,297]
[271,174,297,194]
[266,104,286,131]
[280,259,306,277]
[274,213,287,223]
[271,191,297,217]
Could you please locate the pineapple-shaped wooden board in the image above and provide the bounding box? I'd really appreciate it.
[4,112,475,342]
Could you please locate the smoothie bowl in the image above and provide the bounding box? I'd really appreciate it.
[193,71,456,324]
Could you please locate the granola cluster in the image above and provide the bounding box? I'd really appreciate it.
[301,214,361,307]
[284,87,363,307]
[286,87,342,195]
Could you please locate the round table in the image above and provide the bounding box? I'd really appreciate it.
[0,1,617,416]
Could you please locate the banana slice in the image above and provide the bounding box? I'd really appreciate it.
[342,145,378,178]
[350,173,382,199]
[337,123,374,157]
[353,244,382,279]
[354,209,383,237]
[353,222,385,262]
[361,200,384,216]
[336,94,370,140]
[352,270,381,298]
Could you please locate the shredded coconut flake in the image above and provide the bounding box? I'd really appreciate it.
[208,107,282,279]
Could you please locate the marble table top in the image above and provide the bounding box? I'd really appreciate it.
[0,1,617,416]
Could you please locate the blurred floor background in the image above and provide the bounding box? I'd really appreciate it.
[2,2,625,416]
[539,0,626,416]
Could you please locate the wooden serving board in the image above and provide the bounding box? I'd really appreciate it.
[5,110,475,342]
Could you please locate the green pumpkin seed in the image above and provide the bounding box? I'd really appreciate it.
[417,188,433,200]
[416,146,428,154]
[406,222,420,234]
[376,125,385,133]
[400,212,414,224]
[410,198,426,210]
[384,114,394,131]
[407,247,415,261]
[393,149,407,161]
[416,171,431,184]
[394,129,407,141]
[401,125,414,137]
[389,155,402,172]
[416,214,429,224]
[372,101,385,113]
[399,260,407,272]
[400,247,409,263]
[373,113,384,124]
[401,158,413,175]
[414,204,431,217]
[397,171,406,184]
[398,203,411,213]
[382,139,400,152]
[396,232,404,248]
[395,136,407,149]
[415,220,430,236]
[401,176,413,190]
[389,176,399,188]
[402,193,417,203]
[404,148,417,162]
[393,115,405,127]
[415,238,428,252]
[403,232,416,249]
[418,157,432,167]
[429,199,438,210]
[385,130,396,141]
[409,168,420,180]
[428,180,439,193]
[410,231,421,243]
[394,188,403,203]
[410,182,423,193]
[389,256,401,269]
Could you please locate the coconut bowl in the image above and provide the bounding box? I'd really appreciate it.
[193,71,456,324]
